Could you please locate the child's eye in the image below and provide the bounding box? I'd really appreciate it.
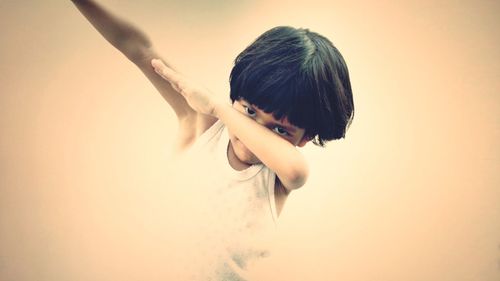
[244,106,256,117]
[273,126,289,136]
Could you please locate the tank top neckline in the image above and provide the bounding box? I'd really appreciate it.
[218,125,264,181]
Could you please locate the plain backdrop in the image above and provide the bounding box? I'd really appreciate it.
[0,0,499,280]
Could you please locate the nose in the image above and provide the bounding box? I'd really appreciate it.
[254,116,267,127]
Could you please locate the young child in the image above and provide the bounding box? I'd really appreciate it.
[72,0,354,279]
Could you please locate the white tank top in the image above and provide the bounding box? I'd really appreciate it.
[182,120,279,280]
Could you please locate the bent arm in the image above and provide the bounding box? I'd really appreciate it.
[214,103,309,191]
[151,59,309,190]
[71,0,195,120]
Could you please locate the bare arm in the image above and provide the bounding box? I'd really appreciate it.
[152,61,309,190]
[213,103,309,190]
[71,0,215,148]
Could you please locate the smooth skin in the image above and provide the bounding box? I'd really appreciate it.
[72,0,310,215]
[151,60,310,189]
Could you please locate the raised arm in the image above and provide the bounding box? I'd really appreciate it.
[152,60,309,191]
[71,0,212,148]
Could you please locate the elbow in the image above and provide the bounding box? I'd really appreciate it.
[111,29,153,63]
[120,40,152,63]
[281,161,309,191]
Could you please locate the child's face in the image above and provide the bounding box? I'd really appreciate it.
[228,98,309,166]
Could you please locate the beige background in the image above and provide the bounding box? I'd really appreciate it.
[1,0,499,280]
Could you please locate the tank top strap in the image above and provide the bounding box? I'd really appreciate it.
[267,172,279,224]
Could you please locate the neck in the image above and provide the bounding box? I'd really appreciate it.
[227,142,251,171]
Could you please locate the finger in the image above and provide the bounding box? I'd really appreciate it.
[151,59,181,84]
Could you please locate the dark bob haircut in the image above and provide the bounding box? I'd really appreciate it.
[229,26,354,146]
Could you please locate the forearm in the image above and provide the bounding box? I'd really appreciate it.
[72,0,198,121]
[214,103,309,190]
[71,0,151,62]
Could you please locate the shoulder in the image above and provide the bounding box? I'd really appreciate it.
[175,113,219,152]
[195,114,219,137]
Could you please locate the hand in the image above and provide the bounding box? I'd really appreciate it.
[151,59,220,116]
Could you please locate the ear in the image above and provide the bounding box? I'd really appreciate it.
[297,135,312,147]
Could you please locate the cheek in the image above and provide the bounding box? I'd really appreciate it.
[289,137,302,146]
[290,133,307,146]
[277,135,294,144]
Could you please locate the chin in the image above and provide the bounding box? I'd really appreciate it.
[233,139,261,165]
[241,155,261,165]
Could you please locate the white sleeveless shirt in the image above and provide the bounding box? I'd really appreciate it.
[181,120,279,280]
